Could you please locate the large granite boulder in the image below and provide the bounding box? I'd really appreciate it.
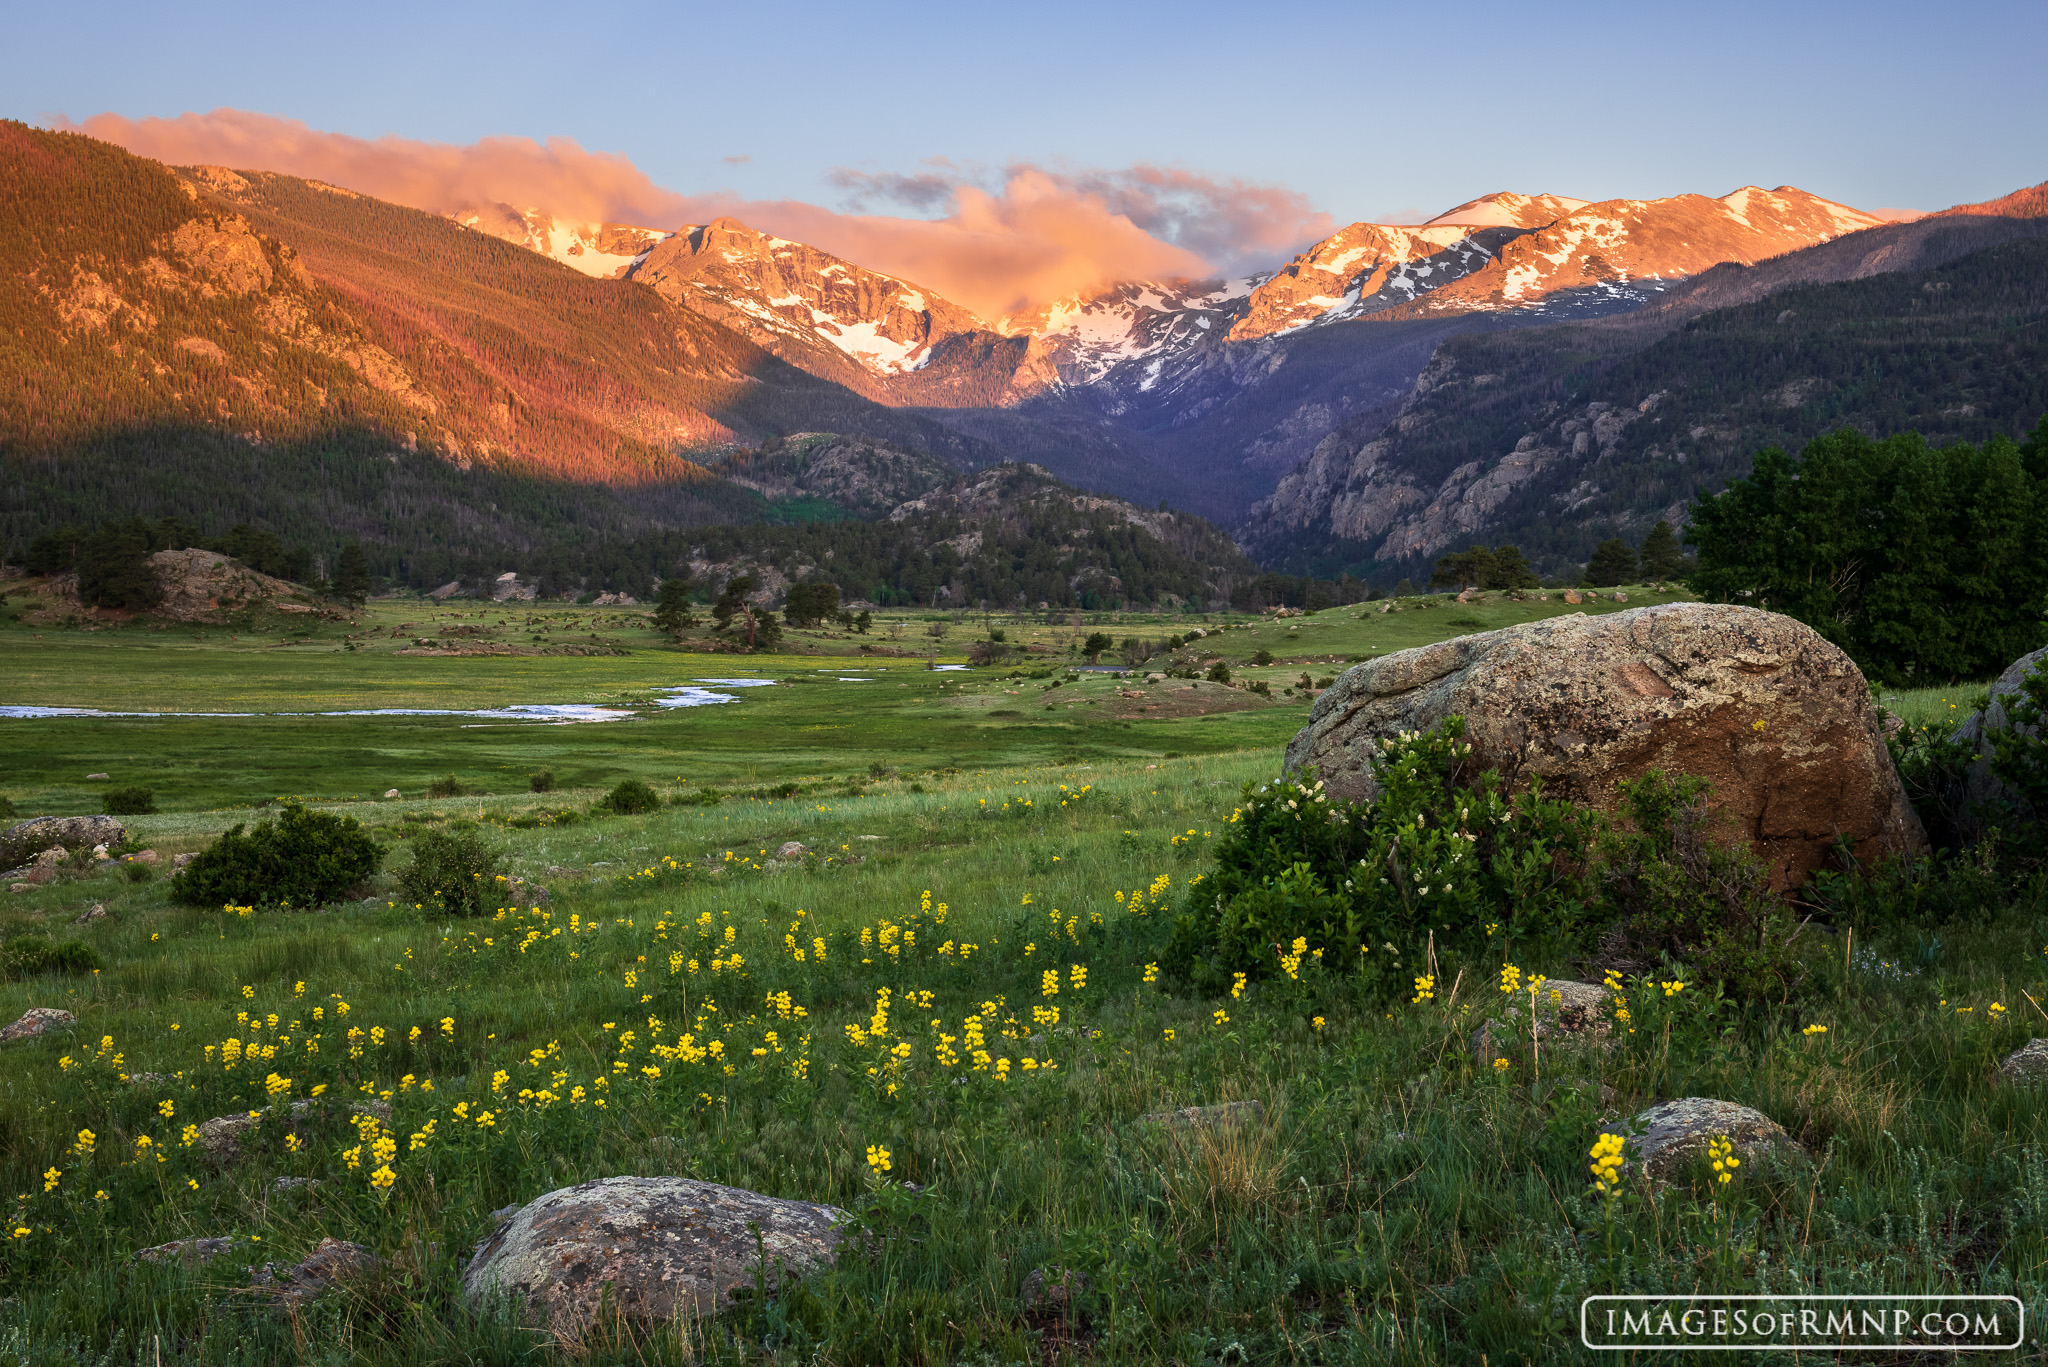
[462,1176,845,1335]
[0,815,127,870]
[1286,603,1923,887]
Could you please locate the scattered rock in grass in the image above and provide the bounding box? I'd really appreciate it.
[384,789,401,799]
[461,1176,846,1335]
[171,852,196,869]
[1612,591,1629,602]
[125,850,159,865]
[1563,589,1584,603]
[10,882,30,894]
[776,841,809,859]
[1021,1264,1088,1313]
[271,1177,321,1193]
[1137,1100,1265,1130]
[1621,1097,1803,1182]
[135,1237,234,1265]
[0,815,128,868]
[86,773,110,780]
[124,1072,171,1087]
[1998,1038,2048,1084]
[1287,603,1925,888]
[74,903,108,926]
[197,1099,393,1159]
[1,1007,76,1044]
[249,1237,383,1308]
[1470,979,1614,1066]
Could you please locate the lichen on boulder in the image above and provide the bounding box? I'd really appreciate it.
[1287,603,1923,887]
[461,1176,846,1335]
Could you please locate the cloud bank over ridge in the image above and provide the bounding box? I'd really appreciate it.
[65,109,1330,321]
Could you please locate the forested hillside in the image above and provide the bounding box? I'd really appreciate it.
[1243,220,2048,579]
[0,124,1003,587]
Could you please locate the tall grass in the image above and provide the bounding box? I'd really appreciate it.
[2,751,2045,1364]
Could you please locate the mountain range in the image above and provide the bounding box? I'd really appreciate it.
[4,117,2045,591]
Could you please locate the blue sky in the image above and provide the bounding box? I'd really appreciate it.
[10,0,2043,234]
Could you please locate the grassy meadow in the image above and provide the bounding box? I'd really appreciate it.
[3,585,2044,1365]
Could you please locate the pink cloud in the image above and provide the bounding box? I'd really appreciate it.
[64,108,1325,321]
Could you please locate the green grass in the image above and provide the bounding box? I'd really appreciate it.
[3,588,2040,1364]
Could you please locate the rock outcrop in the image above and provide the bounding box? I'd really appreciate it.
[462,1176,846,1335]
[249,1237,383,1308]
[0,816,126,869]
[1286,603,1924,887]
[1619,1097,1804,1182]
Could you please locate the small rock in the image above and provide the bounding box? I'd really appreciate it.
[125,849,160,865]
[135,1237,234,1265]
[1455,588,1479,603]
[1998,1038,2048,1084]
[1,1007,76,1044]
[249,1237,383,1308]
[489,1204,521,1222]
[461,1176,845,1335]
[776,841,809,859]
[1620,1097,1803,1182]
[384,789,401,799]
[87,773,111,780]
[1612,591,1629,602]
[1136,1100,1265,1130]
[171,852,196,869]
[1471,979,1614,1066]
[1563,589,1584,605]
[1020,1264,1088,1313]
[9,883,29,894]
[74,903,109,926]
[125,1072,172,1087]
[271,1176,322,1193]
[197,1099,392,1159]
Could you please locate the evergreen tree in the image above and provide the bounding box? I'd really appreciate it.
[652,575,696,638]
[331,543,371,607]
[1639,521,1686,580]
[710,575,754,633]
[1585,538,1638,587]
[1431,545,1499,589]
[25,525,86,575]
[76,517,160,610]
[1483,545,1542,589]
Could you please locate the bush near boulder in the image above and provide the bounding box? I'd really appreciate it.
[395,828,503,917]
[1167,719,1600,995]
[101,786,156,815]
[169,803,381,908]
[600,779,661,815]
[426,775,465,799]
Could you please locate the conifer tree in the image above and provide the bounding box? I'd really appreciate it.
[1639,521,1686,580]
[1585,537,1638,587]
[331,543,371,607]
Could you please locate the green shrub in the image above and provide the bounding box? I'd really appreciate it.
[1206,661,1232,684]
[1592,772,1808,1006]
[528,770,556,794]
[426,775,465,799]
[394,828,503,917]
[169,802,382,908]
[1252,650,1273,666]
[2,935,102,980]
[122,861,153,883]
[670,789,723,808]
[1167,719,1598,993]
[101,786,155,815]
[599,779,660,815]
